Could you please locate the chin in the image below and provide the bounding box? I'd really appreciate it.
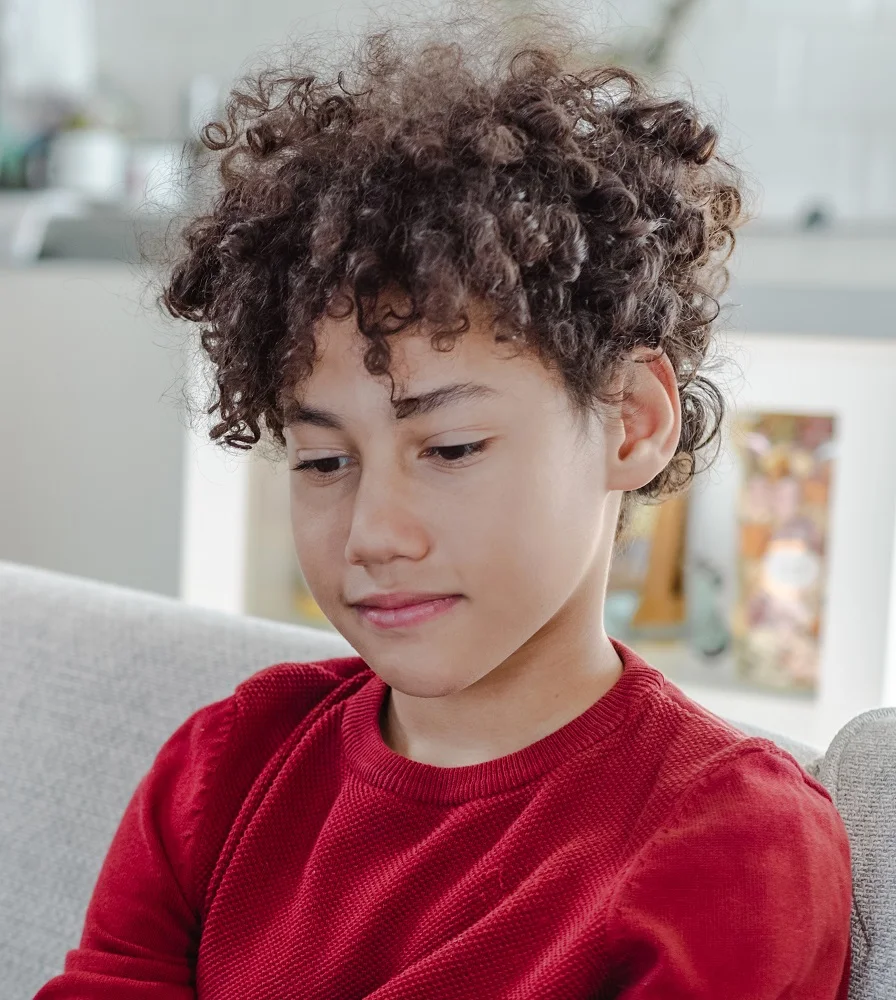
[366,658,479,699]
[392,680,469,700]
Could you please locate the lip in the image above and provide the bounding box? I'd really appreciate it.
[355,595,462,629]
[352,591,460,610]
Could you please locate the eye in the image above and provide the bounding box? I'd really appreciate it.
[427,440,489,465]
[291,456,351,477]
[290,440,489,479]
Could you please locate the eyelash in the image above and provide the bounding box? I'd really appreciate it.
[290,440,489,479]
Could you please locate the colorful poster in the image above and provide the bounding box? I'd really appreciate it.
[731,412,837,692]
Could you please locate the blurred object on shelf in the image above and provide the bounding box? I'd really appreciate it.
[623,0,704,72]
[606,493,689,643]
[689,556,730,659]
[1,0,97,120]
[801,203,834,231]
[607,413,837,697]
[0,126,53,189]
[15,75,142,197]
[46,128,128,202]
[631,493,688,631]
[0,188,84,264]
[1,0,140,198]
[528,0,704,77]
[732,412,837,694]
[1,0,97,188]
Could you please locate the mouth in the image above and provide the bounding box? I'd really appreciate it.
[354,595,463,629]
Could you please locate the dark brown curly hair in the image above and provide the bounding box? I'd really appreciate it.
[160,0,748,540]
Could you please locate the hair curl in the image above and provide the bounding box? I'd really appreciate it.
[160,0,748,539]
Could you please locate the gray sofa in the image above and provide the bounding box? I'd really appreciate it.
[1,559,893,999]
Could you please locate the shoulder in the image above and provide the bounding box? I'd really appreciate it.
[660,735,845,848]
[168,655,371,913]
[603,721,852,996]
[230,654,371,746]
[611,731,852,923]
[177,655,370,784]
[630,662,832,811]
[607,654,847,887]
[213,652,371,804]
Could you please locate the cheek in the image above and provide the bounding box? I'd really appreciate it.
[290,506,339,576]
[454,486,549,590]
[495,453,605,583]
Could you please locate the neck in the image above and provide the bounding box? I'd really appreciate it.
[379,624,623,768]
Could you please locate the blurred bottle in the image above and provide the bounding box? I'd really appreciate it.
[1,0,95,187]
[1,0,139,195]
[43,78,138,200]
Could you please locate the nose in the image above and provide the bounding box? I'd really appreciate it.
[343,465,430,567]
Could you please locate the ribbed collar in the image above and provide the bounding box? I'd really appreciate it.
[341,638,665,804]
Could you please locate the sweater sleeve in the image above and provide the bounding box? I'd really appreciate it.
[32,694,238,1000]
[604,743,853,1000]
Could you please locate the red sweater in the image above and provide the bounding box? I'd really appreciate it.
[35,640,852,999]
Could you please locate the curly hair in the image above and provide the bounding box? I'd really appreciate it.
[160,0,748,540]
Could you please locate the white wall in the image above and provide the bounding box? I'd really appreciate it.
[89,0,896,224]
[665,0,896,223]
[93,0,370,139]
[0,263,188,596]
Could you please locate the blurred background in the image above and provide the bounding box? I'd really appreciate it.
[2,0,896,747]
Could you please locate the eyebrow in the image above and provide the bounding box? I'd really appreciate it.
[282,381,500,430]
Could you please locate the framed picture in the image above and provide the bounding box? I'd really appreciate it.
[610,410,838,699]
[612,331,896,748]
[731,412,837,694]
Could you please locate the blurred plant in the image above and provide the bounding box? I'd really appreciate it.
[55,77,139,133]
[503,0,705,76]
[629,0,704,73]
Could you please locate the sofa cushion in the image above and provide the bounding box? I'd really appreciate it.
[816,708,896,1000]
[0,560,355,998]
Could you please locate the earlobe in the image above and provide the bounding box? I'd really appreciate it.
[605,350,681,493]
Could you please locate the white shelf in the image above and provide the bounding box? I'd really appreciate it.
[732,230,896,289]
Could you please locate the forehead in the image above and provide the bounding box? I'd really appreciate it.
[295,296,540,408]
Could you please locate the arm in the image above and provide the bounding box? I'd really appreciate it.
[33,694,238,999]
[604,744,852,999]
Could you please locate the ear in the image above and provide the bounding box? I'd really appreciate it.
[604,348,682,493]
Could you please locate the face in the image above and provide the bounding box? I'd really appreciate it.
[282,293,622,700]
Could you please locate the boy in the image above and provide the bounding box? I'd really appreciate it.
[36,3,852,997]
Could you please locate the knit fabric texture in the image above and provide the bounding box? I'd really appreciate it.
[33,639,852,999]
